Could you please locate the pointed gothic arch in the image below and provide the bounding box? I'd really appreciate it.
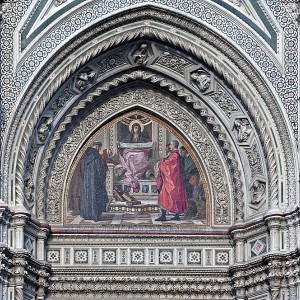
[0,4,298,299]
[46,87,235,226]
[63,107,213,225]
[3,8,293,219]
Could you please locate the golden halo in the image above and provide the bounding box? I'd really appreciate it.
[129,120,144,132]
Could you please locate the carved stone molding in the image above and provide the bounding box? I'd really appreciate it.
[245,143,263,176]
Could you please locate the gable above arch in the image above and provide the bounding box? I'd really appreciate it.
[20,1,278,52]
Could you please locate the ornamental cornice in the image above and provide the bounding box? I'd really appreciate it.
[50,224,225,234]
[51,266,230,282]
[51,268,230,277]
[47,233,231,243]
[0,250,13,276]
[11,214,29,226]
[229,218,267,238]
[47,241,232,248]
[264,205,300,222]
[230,256,299,290]
[264,215,284,228]
[26,263,50,280]
[48,272,233,298]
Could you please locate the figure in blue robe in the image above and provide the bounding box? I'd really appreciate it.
[80,143,108,221]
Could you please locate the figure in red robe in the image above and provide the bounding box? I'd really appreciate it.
[155,140,187,221]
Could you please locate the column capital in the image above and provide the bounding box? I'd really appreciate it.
[12,213,29,227]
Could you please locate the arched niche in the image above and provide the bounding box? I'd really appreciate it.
[45,86,234,230]
[64,109,211,226]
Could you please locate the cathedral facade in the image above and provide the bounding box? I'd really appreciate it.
[0,1,299,299]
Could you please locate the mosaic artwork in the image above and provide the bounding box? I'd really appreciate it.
[67,111,207,225]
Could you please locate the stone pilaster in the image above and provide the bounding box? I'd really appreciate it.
[265,257,284,300]
[232,269,246,300]
[12,252,29,300]
[36,228,49,261]
[265,217,282,252]
[36,265,50,300]
[12,214,28,250]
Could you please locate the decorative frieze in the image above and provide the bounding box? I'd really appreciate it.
[97,52,127,75]
[48,273,233,299]
[209,84,239,117]
[156,50,192,75]
[47,250,60,264]
[46,245,231,267]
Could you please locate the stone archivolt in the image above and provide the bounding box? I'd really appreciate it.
[0,3,299,300]
[2,8,293,212]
